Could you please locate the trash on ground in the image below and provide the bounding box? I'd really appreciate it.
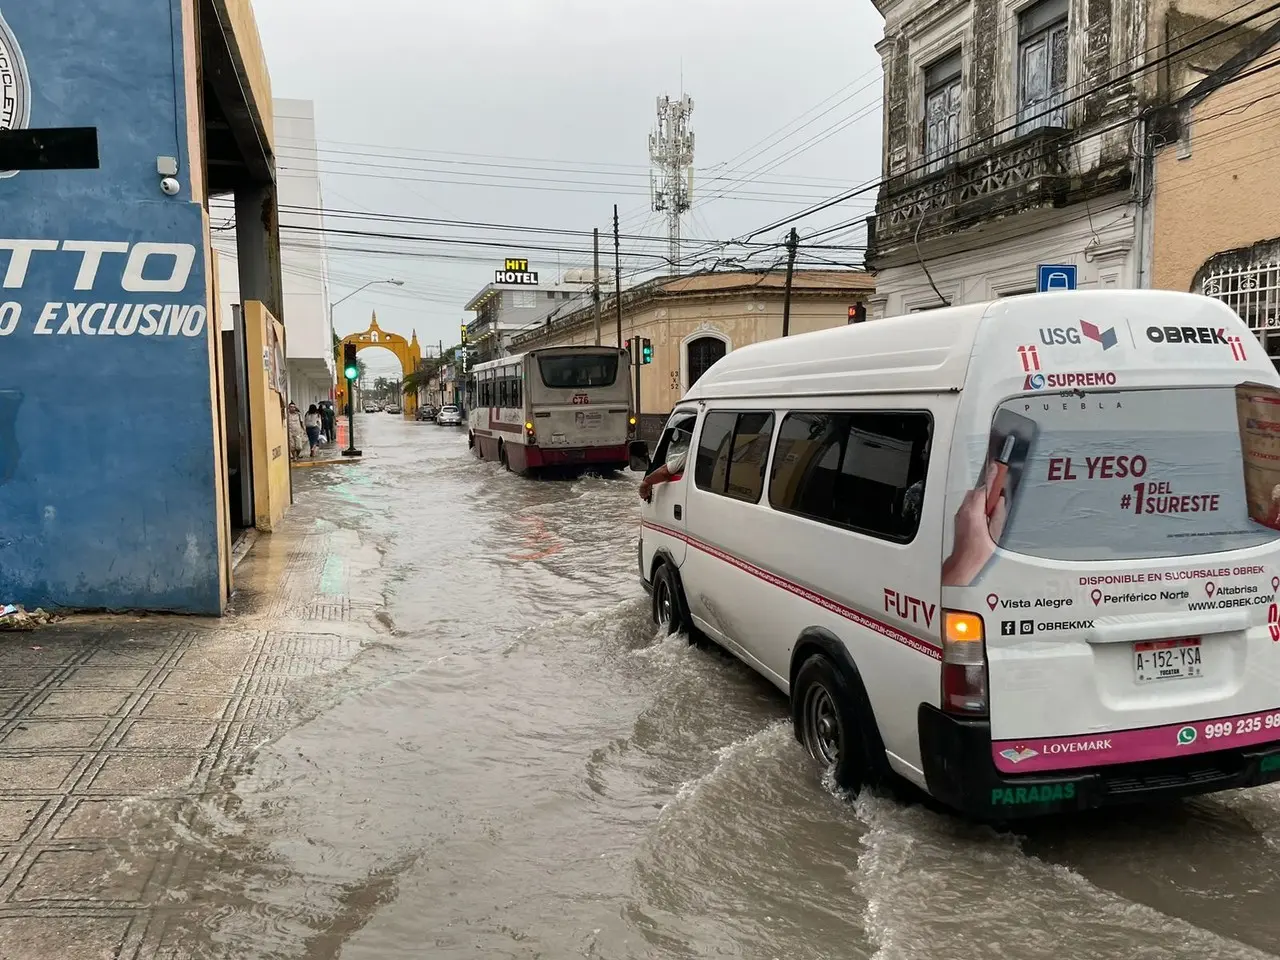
[0,605,63,631]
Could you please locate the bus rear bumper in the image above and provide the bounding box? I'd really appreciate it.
[525,444,630,468]
[917,704,1280,820]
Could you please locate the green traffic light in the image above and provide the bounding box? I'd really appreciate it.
[642,345,653,364]
[344,365,358,380]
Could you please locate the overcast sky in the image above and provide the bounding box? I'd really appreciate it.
[251,0,885,377]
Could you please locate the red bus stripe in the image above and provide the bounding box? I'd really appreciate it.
[642,521,941,661]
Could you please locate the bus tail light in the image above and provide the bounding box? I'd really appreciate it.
[628,416,637,438]
[525,421,536,442]
[941,610,988,717]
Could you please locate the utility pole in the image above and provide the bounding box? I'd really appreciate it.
[592,227,602,346]
[781,227,799,338]
[613,205,623,348]
[649,94,695,275]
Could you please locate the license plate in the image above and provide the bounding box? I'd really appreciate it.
[1134,638,1203,683]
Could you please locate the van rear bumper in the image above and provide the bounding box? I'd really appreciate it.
[918,704,1280,819]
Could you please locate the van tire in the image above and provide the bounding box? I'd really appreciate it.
[793,654,882,794]
[651,563,689,636]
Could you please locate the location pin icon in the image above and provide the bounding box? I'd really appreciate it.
[1271,576,1278,593]
[1091,589,1102,606]
[1206,582,1216,598]
[986,593,999,611]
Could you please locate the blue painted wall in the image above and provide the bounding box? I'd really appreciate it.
[0,1,222,613]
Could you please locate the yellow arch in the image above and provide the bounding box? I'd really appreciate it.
[335,312,422,417]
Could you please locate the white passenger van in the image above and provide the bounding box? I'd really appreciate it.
[633,290,1280,818]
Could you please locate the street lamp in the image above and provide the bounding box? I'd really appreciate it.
[331,279,405,456]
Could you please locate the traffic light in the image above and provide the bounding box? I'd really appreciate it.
[641,338,653,364]
[342,342,358,381]
[848,302,867,324]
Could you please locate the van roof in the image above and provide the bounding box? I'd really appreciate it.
[683,290,1255,401]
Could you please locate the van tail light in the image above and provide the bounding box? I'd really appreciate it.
[628,415,637,438]
[941,610,989,717]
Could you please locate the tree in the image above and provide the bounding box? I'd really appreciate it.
[401,360,443,397]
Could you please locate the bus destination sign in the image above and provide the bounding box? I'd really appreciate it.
[495,258,539,285]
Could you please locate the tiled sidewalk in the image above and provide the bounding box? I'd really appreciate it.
[0,482,387,958]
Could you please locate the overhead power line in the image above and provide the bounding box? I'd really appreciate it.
[740,0,1280,241]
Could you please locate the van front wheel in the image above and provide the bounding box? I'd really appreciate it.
[651,563,688,636]
[794,655,874,794]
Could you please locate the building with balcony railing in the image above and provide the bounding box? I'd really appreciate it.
[861,0,1277,320]
[464,262,599,363]
[863,0,1155,316]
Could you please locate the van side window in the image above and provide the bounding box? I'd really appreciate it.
[770,410,932,542]
[652,412,698,474]
[695,411,776,503]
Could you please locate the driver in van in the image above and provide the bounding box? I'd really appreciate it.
[639,421,694,502]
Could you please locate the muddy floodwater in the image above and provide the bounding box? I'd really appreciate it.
[169,415,1280,959]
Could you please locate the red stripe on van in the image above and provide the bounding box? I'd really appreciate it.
[642,521,941,661]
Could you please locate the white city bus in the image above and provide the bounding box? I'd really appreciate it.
[467,346,638,474]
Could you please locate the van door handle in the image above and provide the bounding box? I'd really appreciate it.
[674,505,682,520]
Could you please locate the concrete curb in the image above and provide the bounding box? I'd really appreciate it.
[291,457,364,469]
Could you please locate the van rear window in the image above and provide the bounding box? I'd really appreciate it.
[987,387,1280,561]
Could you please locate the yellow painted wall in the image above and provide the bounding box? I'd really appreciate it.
[1152,37,1280,291]
[243,301,291,531]
[515,294,856,416]
[215,0,274,150]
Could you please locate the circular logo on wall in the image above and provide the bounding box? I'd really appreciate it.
[0,9,32,180]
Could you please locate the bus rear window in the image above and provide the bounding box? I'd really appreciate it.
[984,386,1280,561]
[538,354,619,389]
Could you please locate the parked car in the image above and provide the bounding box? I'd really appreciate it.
[436,405,462,426]
[362,402,378,413]
[416,406,436,422]
[386,403,401,415]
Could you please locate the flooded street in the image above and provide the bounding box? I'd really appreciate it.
[178,415,1280,959]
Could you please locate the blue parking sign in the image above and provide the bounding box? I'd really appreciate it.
[1038,264,1077,292]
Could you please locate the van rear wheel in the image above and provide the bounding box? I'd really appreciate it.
[794,655,876,794]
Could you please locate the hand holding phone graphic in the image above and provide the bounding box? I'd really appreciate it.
[942,409,1037,587]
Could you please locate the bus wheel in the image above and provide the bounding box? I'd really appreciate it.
[651,563,688,636]
[794,654,874,794]
[467,432,474,449]
[498,442,509,470]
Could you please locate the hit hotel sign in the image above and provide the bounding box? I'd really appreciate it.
[495,258,538,285]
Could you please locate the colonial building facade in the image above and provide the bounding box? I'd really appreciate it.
[507,270,873,437]
[863,0,1276,317]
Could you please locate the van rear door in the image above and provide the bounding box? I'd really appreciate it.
[941,293,1280,775]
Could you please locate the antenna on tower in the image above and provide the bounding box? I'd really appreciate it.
[649,93,694,276]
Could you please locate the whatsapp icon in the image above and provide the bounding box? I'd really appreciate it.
[1177,726,1198,746]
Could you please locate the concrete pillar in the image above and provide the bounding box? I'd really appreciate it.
[234,183,285,323]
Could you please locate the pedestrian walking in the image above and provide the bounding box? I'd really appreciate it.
[320,402,336,444]
[286,402,307,461]
[304,404,323,457]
